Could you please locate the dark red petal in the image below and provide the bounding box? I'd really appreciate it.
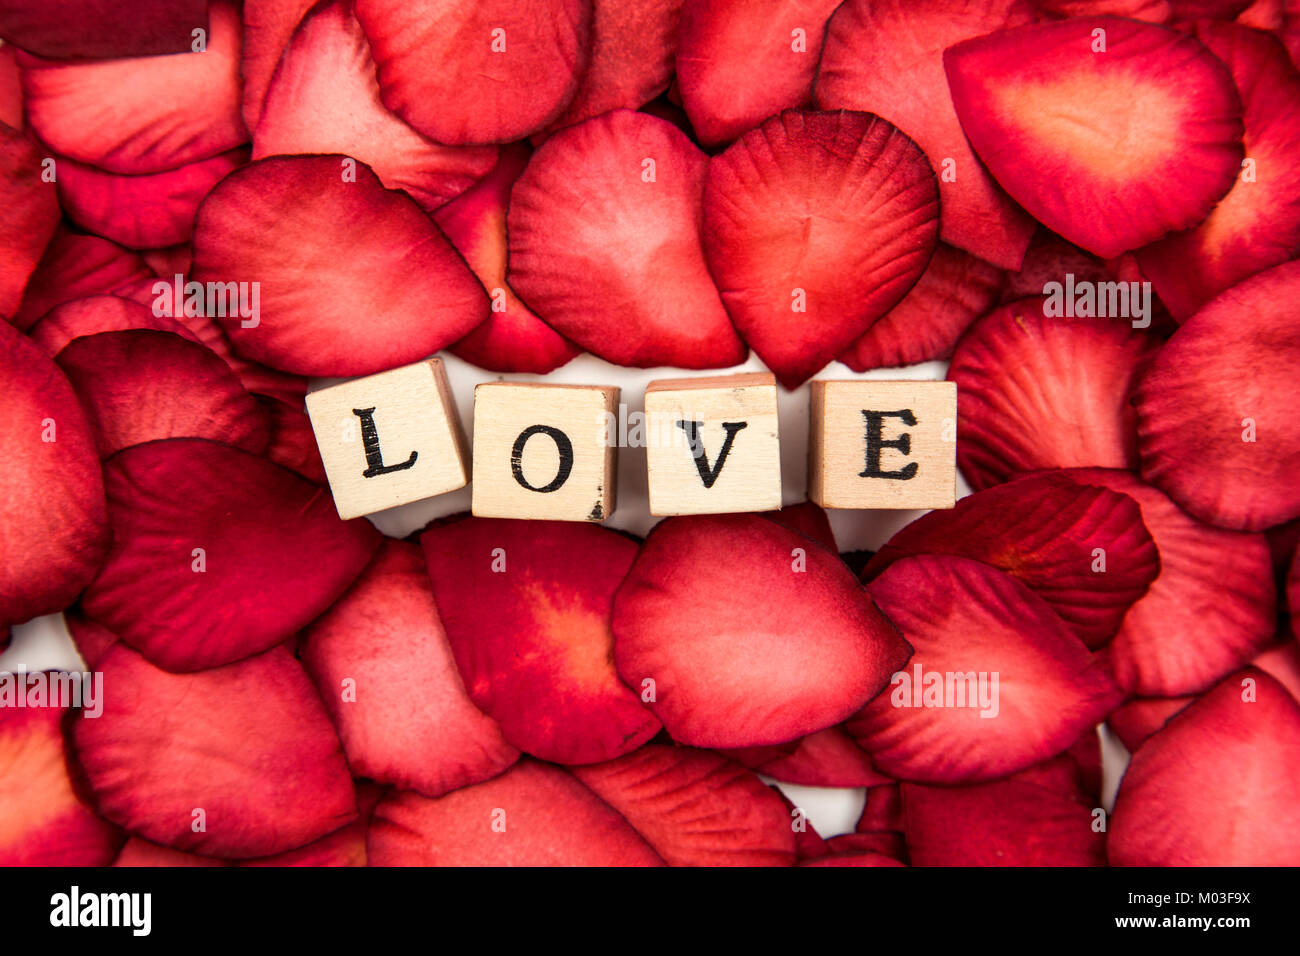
[1110,667,1300,865]
[55,329,271,458]
[421,517,661,765]
[613,513,910,748]
[798,850,906,866]
[0,702,121,865]
[1136,23,1300,318]
[254,0,497,212]
[12,230,153,332]
[1060,469,1275,695]
[113,838,226,867]
[367,759,666,866]
[355,0,591,145]
[30,293,202,354]
[945,17,1244,257]
[756,727,890,788]
[0,0,205,59]
[191,154,488,377]
[848,555,1122,783]
[1135,259,1300,530]
[1171,0,1254,15]
[81,438,380,672]
[0,320,108,628]
[74,644,357,859]
[1031,0,1172,21]
[508,109,744,368]
[434,143,581,373]
[240,0,316,131]
[703,109,939,389]
[55,148,247,250]
[865,471,1161,647]
[760,500,837,552]
[858,783,903,834]
[0,122,59,319]
[242,781,383,866]
[570,745,796,866]
[948,298,1160,490]
[256,395,326,484]
[64,608,117,669]
[549,0,684,131]
[902,773,1106,866]
[0,43,20,127]
[301,541,519,797]
[838,243,1004,372]
[676,0,841,147]
[20,0,248,174]
[815,0,1037,269]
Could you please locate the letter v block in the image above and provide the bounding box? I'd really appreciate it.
[472,382,619,522]
[305,358,469,520]
[809,380,957,510]
[644,373,781,516]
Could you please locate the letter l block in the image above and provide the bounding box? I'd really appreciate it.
[808,380,957,510]
[305,358,469,520]
[471,382,619,522]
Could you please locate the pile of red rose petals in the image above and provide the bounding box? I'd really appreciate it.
[2,0,1299,868]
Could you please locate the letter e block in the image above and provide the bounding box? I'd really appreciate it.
[305,358,468,520]
[808,380,956,510]
[472,383,618,522]
[644,372,781,516]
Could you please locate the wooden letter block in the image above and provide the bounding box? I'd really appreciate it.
[305,358,468,520]
[644,372,781,516]
[471,382,618,522]
[809,380,957,510]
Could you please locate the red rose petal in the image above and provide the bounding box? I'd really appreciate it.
[570,745,797,866]
[675,0,841,147]
[0,122,59,319]
[613,513,910,748]
[0,43,21,127]
[113,838,226,867]
[20,0,248,174]
[0,320,108,628]
[301,541,520,797]
[945,17,1244,257]
[256,395,326,485]
[30,293,202,355]
[703,109,939,389]
[254,0,497,212]
[55,148,248,250]
[816,0,1038,269]
[1109,667,1300,865]
[434,143,581,373]
[848,555,1122,783]
[73,643,357,859]
[838,243,1004,372]
[760,500,837,552]
[0,702,121,865]
[64,608,117,669]
[798,850,906,866]
[81,438,380,672]
[902,772,1106,866]
[55,329,271,458]
[355,0,591,145]
[1002,227,1110,301]
[1136,23,1300,318]
[507,109,744,368]
[1134,259,1300,530]
[191,154,488,377]
[858,783,903,834]
[12,230,153,332]
[549,0,684,132]
[865,471,1161,648]
[0,0,205,59]
[240,0,316,131]
[1061,468,1275,695]
[421,517,661,765]
[1031,0,1172,21]
[755,727,890,788]
[367,759,666,866]
[948,298,1160,490]
[242,781,383,866]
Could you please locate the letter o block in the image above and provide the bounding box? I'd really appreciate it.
[471,382,619,522]
[809,380,957,510]
[644,373,781,516]
[305,358,469,520]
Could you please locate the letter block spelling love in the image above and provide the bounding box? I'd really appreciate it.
[305,358,469,520]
